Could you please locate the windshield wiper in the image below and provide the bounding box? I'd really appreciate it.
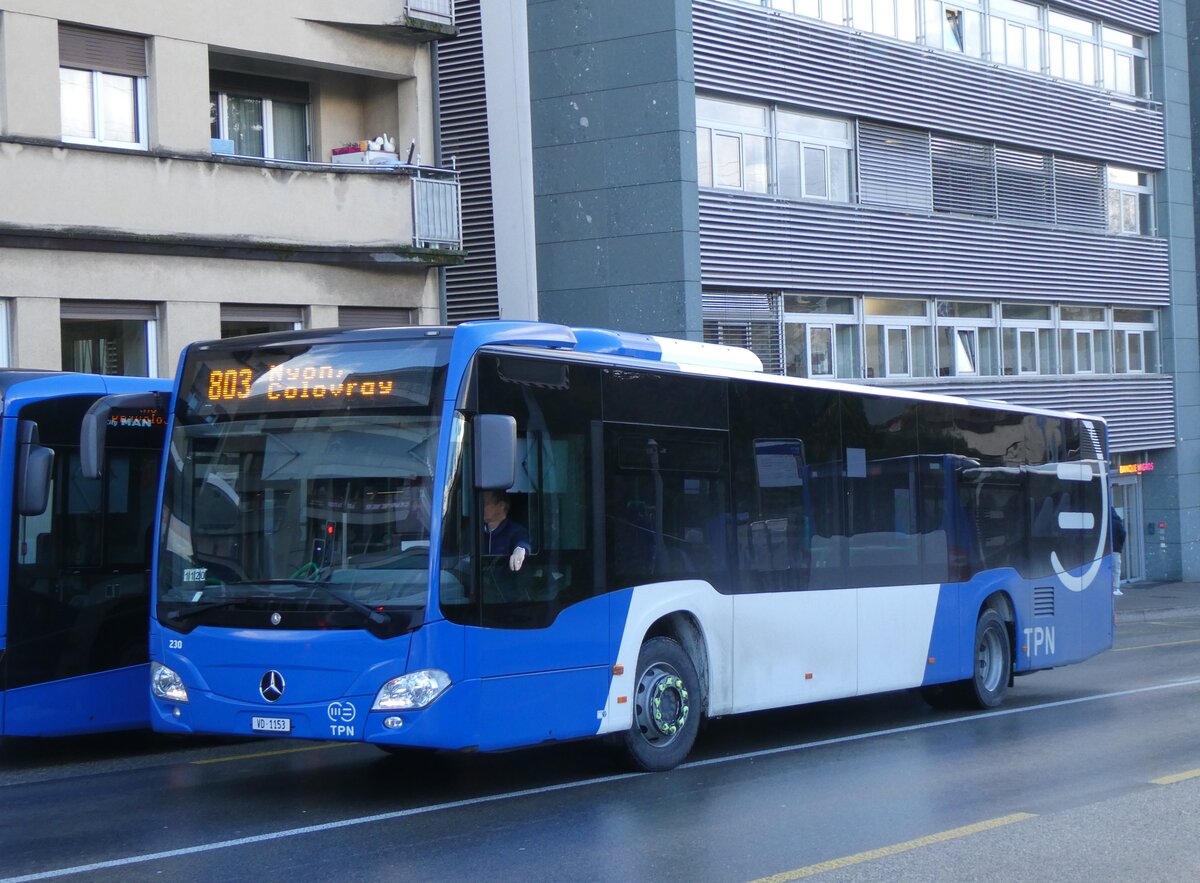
[161,598,252,625]
[226,578,392,633]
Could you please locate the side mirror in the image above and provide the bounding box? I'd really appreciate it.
[16,420,54,516]
[81,391,168,479]
[474,414,516,491]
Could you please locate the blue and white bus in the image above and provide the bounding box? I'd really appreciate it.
[133,322,1112,770]
[1,372,168,737]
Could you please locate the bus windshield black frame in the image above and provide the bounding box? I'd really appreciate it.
[157,336,450,637]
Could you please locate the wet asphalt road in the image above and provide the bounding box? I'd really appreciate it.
[3,615,1200,882]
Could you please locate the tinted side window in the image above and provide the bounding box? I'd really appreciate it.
[729,381,841,593]
[605,426,730,591]
[603,368,727,429]
[840,395,923,588]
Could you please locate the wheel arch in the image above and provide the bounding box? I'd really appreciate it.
[643,611,710,717]
[980,590,1017,683]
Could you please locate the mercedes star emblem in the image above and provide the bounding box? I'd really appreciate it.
[270,612,282,626]
[259,670,285,702]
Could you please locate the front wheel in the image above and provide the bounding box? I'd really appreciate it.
[622,637,701,772]
[967,609,1011,709]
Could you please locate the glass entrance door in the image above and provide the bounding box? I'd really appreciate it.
[1111,478,1143,584]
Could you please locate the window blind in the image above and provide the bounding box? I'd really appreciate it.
[59,25,146,77]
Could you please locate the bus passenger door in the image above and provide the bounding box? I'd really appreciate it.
[463,355,610,750]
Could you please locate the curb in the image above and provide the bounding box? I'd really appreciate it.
[1115,605,1200,623]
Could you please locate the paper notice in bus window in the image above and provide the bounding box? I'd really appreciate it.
[754,439,805,488]
[846,447,867,479]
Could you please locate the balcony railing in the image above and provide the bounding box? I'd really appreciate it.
[407,0,453,26]
[413,168,462,249]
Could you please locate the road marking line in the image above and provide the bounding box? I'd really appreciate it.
[190,743,351,765]
[6,677,1200,883]
[748,813,1037,882]
[1152,769,1200,785]
[1113,639,1200,653]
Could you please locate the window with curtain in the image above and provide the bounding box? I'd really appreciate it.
[210,71,310,161]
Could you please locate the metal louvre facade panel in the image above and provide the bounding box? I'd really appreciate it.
[702,292,784,373]
[1049,0,1159,32]
[698,191,1170,307]
[858,125,931,211]
[902,375,1175,454]
[693,1,1164,168]
[437,0,498,322]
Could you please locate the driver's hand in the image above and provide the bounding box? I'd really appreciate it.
[509,546,526,571]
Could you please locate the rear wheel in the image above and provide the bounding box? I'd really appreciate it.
[967,609,1011,709]
[622,637,701,772]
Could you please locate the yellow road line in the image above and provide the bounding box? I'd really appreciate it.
[190,742,351,765]
[748,813,1037,882]
[1152,769,1200,786]
[1113,638,1200,653]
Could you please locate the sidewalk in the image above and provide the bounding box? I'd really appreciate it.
[1114,579,1200,623]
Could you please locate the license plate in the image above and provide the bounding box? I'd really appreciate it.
[251,716,291,733]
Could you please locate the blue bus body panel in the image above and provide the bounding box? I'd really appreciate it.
[922,558,1114,687]
[3,665,149,736]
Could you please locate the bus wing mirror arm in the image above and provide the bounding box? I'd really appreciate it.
[16,420,54,517]
[81,391,169,480]
[474,414,517,491]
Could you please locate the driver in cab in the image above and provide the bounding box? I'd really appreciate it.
[482,489,531,572]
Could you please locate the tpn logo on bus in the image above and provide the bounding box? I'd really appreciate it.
[327,701,356,737]
[1118,461,1154,475]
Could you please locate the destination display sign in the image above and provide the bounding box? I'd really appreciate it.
[183,340,448,416]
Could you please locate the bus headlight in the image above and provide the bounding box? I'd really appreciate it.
[372,670,451,711]
[151,661,189,703]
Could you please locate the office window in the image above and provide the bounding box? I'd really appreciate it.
[770,0,844,24]
[1001,302,1053,376]
[210,71,310,161]
[1101,27,1149,97]
[58,26,147,149]
[864,298,931,379]
[988,0,1042,73]
[849,0,919,41]
[697,97,769,193]
[784,295,859,379]
[1047,10,1097,87]
[923,0,984,56]
[1058,305,1109,375]
[1107,167,1154,236]
[935,300,997,376]
[1113,308,1158,374]
[60,302,158,377]
[776,111,855,202]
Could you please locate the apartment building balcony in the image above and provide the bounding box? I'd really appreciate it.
[307,0,457,40]
[0,139,463,267]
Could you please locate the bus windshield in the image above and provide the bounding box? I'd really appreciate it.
[157,338,448,636]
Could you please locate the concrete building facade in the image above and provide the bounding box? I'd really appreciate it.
[0,0,462,376]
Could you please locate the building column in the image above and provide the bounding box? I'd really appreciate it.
[160,300,221,379]
[11,296,62,370]
[0,12,60,140]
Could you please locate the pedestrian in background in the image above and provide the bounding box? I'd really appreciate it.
[1112,507,1126,596]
